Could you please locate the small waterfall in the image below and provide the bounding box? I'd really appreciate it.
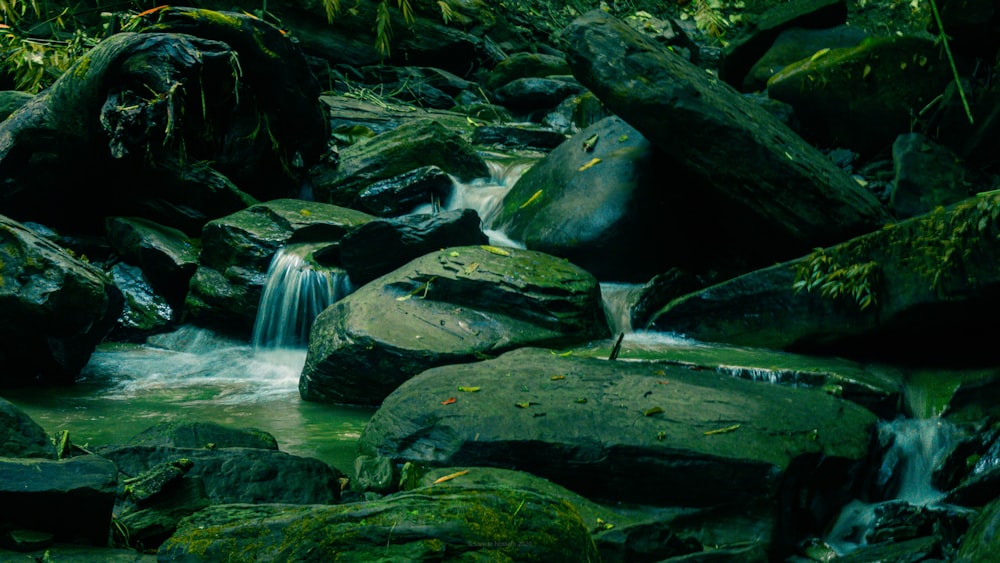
[600,282,639,335]
[251,243,352,350]
[824,417,963,555]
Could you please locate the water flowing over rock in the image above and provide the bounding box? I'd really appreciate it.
[300,245,609,406]
[559,10,891,267]
[184,199,373,336]
[0,215,122,383]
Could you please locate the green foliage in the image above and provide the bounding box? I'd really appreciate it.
[323,0,417,59]
[0,0,101,92]
[793,248,879,310]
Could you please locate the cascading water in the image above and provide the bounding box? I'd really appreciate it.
[824,416,964,555]
[251,243,353,350]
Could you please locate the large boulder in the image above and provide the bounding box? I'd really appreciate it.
[559,10,890,268]
[359,347,878,554]
[158,486,599,562]
[105,216,199,307]
[493,115,686,282]
[646,191,1000,363]
[184,199,373,336]
[300,245,610,406]
[0,215,122,383]
[0,455,118,546]
[0,397,56,459]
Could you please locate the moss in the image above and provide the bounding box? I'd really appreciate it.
[72,56,91,80]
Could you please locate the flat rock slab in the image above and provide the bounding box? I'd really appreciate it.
[359,347,878,507]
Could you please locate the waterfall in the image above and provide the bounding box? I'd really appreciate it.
[251,243,352,350]
[824,417,963,555]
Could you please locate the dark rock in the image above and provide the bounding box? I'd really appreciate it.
[104,216,199,306]
[743,24,869,91]
[107,262,176,341]
[356,165,453,217]
[96,445,343,505]
[471,124,568,150]
[159,486,600,561]
[0,397,56,459]
[492,76,586,112]
[485,52,571,90]
[719,0,848,90]
[0,215,123,383]
[124,421,279,451]
[956,494,1000,561]
[117,474,210,552]
[312,119,489,208]
[0,90,32,120]
[0,455,118,545]
[339,209,488,286]
[767,34,952,155]
[300,245,609,406]
[646,191,1000,364]
[353,454,396,495]
[891,133,974,219]
[359,347,877,553]
[561,10,890,270]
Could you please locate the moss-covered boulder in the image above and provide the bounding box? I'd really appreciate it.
[158,486,599,562]
[359,347,878,553]
[560,10,890,271]
[0,215,122,383]
[767,34,952,155]
[300,245,609,406]
[647,191,1000,363]
[0,397,57,459]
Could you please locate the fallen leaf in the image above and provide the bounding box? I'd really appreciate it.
[657,380,669,385]
[704,424,741,435]
[643,406,664,416]
[463,262,480,275]
[578,157,602,171]
[519,189,543,209]
[432,469,469,484]
[458,386,480,392]
[582,134,599,152]
[515,401,534,408]
[480,245,511,256]
[441,397,457,405]
[574,397,588,404]
[550,375,566,381]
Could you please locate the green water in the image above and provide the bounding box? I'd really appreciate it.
[1,326,374,477]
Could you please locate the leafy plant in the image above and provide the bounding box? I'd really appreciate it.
[793,248,880,310]
[322,0,416,59]
[0,0,100,92]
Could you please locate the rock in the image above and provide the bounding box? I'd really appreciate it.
[312,119,489,208]
[0,215,123,383]
[184,199,373,336]
[471,124,569,150]
[107,262,176,341]
[743,24,869,92]
[718,0,849,90]
[955,493,1000,562]
[0,455,118,545]
[485,52,571,90]
[117,474,211,552]
[0,397,56,459]
[561,10,890,269]
[492,76,587,112]
[104,216,199,307]
[891,133,974,219]
[355,165,454,217]
[158,485,600,562]
[338,209,488,286]
[646,191,1000,363]
[767,34,952,155]
[493,115,683,282]
[300,245,609,405]
[96,445,344,505]
[414,466,703,563]
[124,421,279,451]
[359,347,877,553]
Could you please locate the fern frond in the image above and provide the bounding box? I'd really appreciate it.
[397,0,415,26]
[375,0,392,58]
[322,0,340,23]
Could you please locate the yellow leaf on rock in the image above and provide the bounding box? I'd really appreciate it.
[480,245,511,256]
[432,470,469,484]
[458,386,480,392]
[578,157,602,171]
[704,424,741,435]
